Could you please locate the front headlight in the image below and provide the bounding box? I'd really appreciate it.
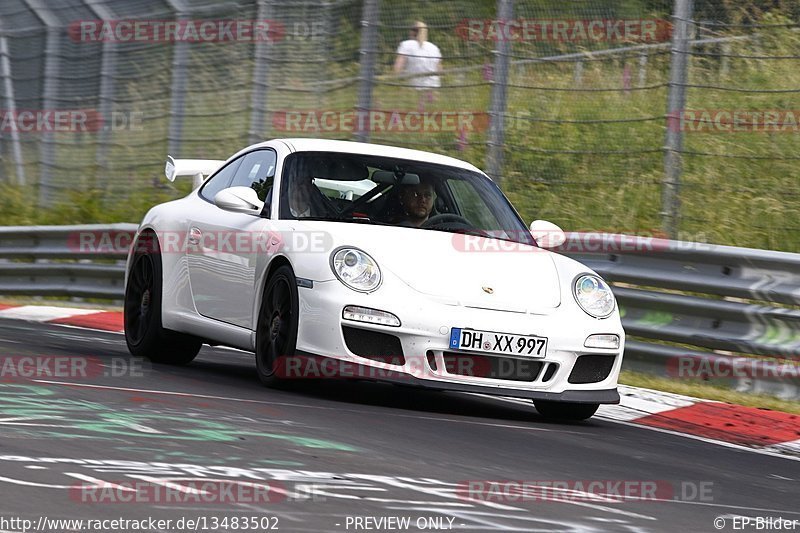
[331,247,381,292]
[573,274,615,318]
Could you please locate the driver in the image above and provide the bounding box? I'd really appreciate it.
[397,180,436,227]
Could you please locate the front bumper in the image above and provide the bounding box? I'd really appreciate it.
[296,350,618,403]
[295,274,624,404]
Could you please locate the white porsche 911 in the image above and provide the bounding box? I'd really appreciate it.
[124,138,624,420]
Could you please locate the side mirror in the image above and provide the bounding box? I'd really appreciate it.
[530,220,566,248]
[214,187,265,215]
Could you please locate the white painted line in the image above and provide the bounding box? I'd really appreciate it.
[764,439,800,457]
[127,475,209,495]
[0,305,99,322]
[65,472,138,492]
[0,474,74,489]
[46,322,124,335]
[604,417,800,463]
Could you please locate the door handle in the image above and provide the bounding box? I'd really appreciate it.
[188,227,202,246]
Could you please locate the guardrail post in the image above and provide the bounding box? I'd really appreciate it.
[354,0,379,143]
[662,0,694,239]
[486,0,513,185]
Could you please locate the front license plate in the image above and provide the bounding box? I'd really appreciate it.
[449,328,548,357]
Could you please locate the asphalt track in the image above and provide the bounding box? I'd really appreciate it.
[0,318,797,533]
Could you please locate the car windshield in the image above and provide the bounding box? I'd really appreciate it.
[279,151,535,246]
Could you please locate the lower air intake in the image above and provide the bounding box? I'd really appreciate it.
[342,326,405,365]
[568,355,616,384]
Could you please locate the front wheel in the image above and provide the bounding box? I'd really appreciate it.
[255,265,299,387]
[534,401,599,421]
[124,234,202,365]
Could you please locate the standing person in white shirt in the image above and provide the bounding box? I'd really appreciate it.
[393,21,442,110]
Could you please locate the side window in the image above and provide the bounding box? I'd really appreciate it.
[199,157,243,202]
[230,150,277,202]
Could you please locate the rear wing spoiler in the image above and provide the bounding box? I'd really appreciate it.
[165,155,225,190]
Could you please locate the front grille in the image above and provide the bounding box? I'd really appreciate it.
[568,354,616,384]
[342,326,405,365]
[442,352,544,381]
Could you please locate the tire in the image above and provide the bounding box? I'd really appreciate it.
[255,265,299,387]
[124,233,202,365]
[534,400,599,421]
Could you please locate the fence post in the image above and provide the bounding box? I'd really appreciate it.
[0,36,25,186]
[662,0,694,239]
[165,0,190,156]
[573,59,584,85]
[249,0,274,145]
[22,0,60,204]
[719,42,731,78]
[638,50,648,87]
[354,0,379,143]
[486,0,513,185]
[83,0,117,175]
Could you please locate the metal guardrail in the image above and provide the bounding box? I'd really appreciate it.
[1,225,798,397]
[556,232,800,398]
[0,224,135,300]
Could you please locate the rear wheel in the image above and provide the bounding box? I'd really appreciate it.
[534,401,599,421]
[255,265,299,387]
[124,233,202,365]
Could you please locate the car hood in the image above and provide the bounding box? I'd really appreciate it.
[289,221,561,313]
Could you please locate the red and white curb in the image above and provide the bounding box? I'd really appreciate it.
[1,303,798,458]
[0,304,124,332]
[599,386,800,458]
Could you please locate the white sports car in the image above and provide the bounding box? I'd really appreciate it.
[124,138,624,420]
